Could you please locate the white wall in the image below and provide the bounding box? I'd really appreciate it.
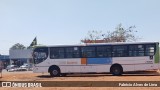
[9,49,33,59]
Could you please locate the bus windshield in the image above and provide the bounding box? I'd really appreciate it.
[33,47,48,64]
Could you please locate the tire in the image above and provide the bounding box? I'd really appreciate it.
[49,67,60,77]
[110,65,123,76]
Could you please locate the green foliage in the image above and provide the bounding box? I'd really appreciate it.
[10,43,26,50]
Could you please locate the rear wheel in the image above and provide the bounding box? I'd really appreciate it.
[110,65,123,76]
[49,67,60,77]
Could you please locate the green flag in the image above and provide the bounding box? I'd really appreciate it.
[30,37,37,47]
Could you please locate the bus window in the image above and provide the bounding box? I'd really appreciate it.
[145,45,155,56]
[50,48,65,59]
[33,47,48,64]
[81,47,95,58]
[65,47,80,58]
[112,45,128,57]
[129,45,144,56]
[97,46,111,57]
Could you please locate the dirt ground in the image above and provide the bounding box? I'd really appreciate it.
[0,70,160,90]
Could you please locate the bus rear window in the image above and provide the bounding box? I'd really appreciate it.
[145,44,155,56]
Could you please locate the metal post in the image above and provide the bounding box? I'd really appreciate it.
[0,71,1,78]
[0,61,2,78]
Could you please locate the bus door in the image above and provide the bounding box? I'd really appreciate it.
[145,44,154,62]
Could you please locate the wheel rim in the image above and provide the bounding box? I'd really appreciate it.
[52,70,58,75]
[113,67,120,74]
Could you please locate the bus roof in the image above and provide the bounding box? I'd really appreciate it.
[34,42,159,48]
[86,41,159,46]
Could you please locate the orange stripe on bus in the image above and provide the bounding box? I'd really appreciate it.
[81,58,87,64]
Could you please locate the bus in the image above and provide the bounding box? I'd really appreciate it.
[32,42,160,76]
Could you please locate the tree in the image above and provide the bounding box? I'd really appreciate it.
[81,30,105,43]
[81,24,139,43]
[104,24,137,42]
[10,43,26,50]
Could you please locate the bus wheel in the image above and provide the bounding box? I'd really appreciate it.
[49,67,60,77]
[110,65,123,76]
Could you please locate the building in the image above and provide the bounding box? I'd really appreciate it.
[0,55,10,69]
[9,49,33,67]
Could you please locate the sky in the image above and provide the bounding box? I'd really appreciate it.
[0,0,160,55]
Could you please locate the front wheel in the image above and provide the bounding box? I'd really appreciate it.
[110,65,123,76]
[49,67,60,77]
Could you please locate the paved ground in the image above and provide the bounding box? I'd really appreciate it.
[0,70,160,90]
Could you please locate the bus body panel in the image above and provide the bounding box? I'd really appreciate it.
[33,56,159,73]
[33,66,48,73]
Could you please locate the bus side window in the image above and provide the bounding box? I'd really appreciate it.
[50,48,65,59]
[112,45,128,57]
[81,47,95,58]
[129,45,144,56]
[97,46,111,57]
[65,47,80,58]
[145,45,155,56]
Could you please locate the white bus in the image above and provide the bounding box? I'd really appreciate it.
[33,42,160,76]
